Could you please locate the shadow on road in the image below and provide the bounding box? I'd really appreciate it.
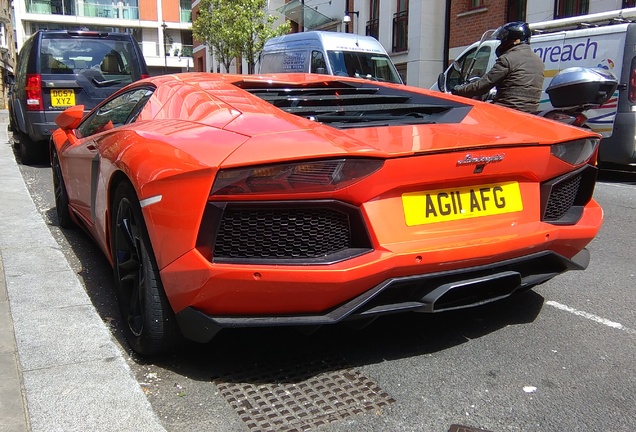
[598,169,636,185]
[138,289,545,382]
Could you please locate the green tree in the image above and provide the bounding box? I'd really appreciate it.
[235,0,291,74]
[192,0,240,73]
[192,0,290,74]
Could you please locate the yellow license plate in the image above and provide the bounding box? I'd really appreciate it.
[50,89,75,107]
[402,181,523,226]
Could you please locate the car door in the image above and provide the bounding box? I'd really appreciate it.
[62,87,153,225]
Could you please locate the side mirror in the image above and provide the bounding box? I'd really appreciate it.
[437,72,446,92]
[55,105,84,130]
[315,67,326,74]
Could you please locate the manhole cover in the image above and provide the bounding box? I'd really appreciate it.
[448,425,494,432]
[214,355,394,431]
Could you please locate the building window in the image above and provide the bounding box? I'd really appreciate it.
[392,0,408,52]
[366,0,379,39]
[180,0,192,22]
[555,0,588,19]
[0,24,6,49]
[507,0,526,21]
[470,0,485,9]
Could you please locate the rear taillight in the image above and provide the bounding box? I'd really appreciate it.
[572,113,589,127]
[211,159,384,196]
[25,74,43,111]
[629,67,636,103]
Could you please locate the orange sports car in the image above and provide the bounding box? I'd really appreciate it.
[50,72,603,355]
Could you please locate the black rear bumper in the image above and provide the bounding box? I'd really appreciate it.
[175,249,589,343]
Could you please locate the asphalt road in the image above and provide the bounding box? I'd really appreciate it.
[14,141,636,432]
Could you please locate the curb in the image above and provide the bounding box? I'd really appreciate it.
[0,113,166,432]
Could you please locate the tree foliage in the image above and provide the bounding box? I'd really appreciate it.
[192,0,291,73]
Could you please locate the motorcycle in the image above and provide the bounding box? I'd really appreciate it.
[437,29,618,130]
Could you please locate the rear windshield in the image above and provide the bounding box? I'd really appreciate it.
[39,37,141,84]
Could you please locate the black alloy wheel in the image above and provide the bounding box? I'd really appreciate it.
[50,146,73,228]
[111,181,180,356]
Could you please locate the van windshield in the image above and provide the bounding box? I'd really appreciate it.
[327,50,402,84]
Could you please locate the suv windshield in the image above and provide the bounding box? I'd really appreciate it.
[40,37,141,85]
[327,50,401,84]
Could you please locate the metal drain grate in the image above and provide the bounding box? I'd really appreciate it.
[448,425,494,432]
[214,356,395,431]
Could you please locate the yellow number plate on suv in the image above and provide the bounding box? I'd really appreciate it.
[402,181,523,226]
[50,89,75,107]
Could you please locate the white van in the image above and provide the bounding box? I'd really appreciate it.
[259,31,403,84]
[434,8,636,171]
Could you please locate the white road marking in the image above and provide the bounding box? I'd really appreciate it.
[546,301,636,335]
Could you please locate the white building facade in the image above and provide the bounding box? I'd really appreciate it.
[12,0,193,75]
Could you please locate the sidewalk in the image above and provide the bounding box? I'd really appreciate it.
[0,111,166,432]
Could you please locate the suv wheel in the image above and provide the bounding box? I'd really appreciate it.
[18,132,41,165]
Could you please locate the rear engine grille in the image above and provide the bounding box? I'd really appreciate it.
[543,173,582,221]
[541,165,598,224]
[197,201,373,264]
[215,207,350,259]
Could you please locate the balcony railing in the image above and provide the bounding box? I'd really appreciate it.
[26,0,140,19]
[141,42,193,59]
[83,2,139,19]
[392,10,408,53]
[366,18,379,40]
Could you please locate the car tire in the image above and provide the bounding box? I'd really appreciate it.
[50,146,74,228]
[18,132,41,165]
[111,181,180,356]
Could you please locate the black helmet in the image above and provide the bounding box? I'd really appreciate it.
[493,21,531,55]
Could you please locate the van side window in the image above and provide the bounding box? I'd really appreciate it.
[260,51,308,73]
[311,51,326,74]
[447,46,492,89]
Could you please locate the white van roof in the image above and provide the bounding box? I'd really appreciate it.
[263,31,388,54]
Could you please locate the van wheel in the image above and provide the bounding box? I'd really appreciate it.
[111,181,181,356]
[18,132,41,165]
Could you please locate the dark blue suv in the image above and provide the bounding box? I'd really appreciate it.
[9,30,149,164]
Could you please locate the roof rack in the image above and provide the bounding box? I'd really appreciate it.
[530,7,636,33]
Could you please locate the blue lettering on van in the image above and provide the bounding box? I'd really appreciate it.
[533,38,598,63]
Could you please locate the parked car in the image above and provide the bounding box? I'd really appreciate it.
[50,72,603,356]
[9,30,149,164]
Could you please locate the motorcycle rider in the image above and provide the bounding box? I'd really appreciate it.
[451,21,544,113]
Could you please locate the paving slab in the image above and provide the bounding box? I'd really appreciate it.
[0,113,166,431]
